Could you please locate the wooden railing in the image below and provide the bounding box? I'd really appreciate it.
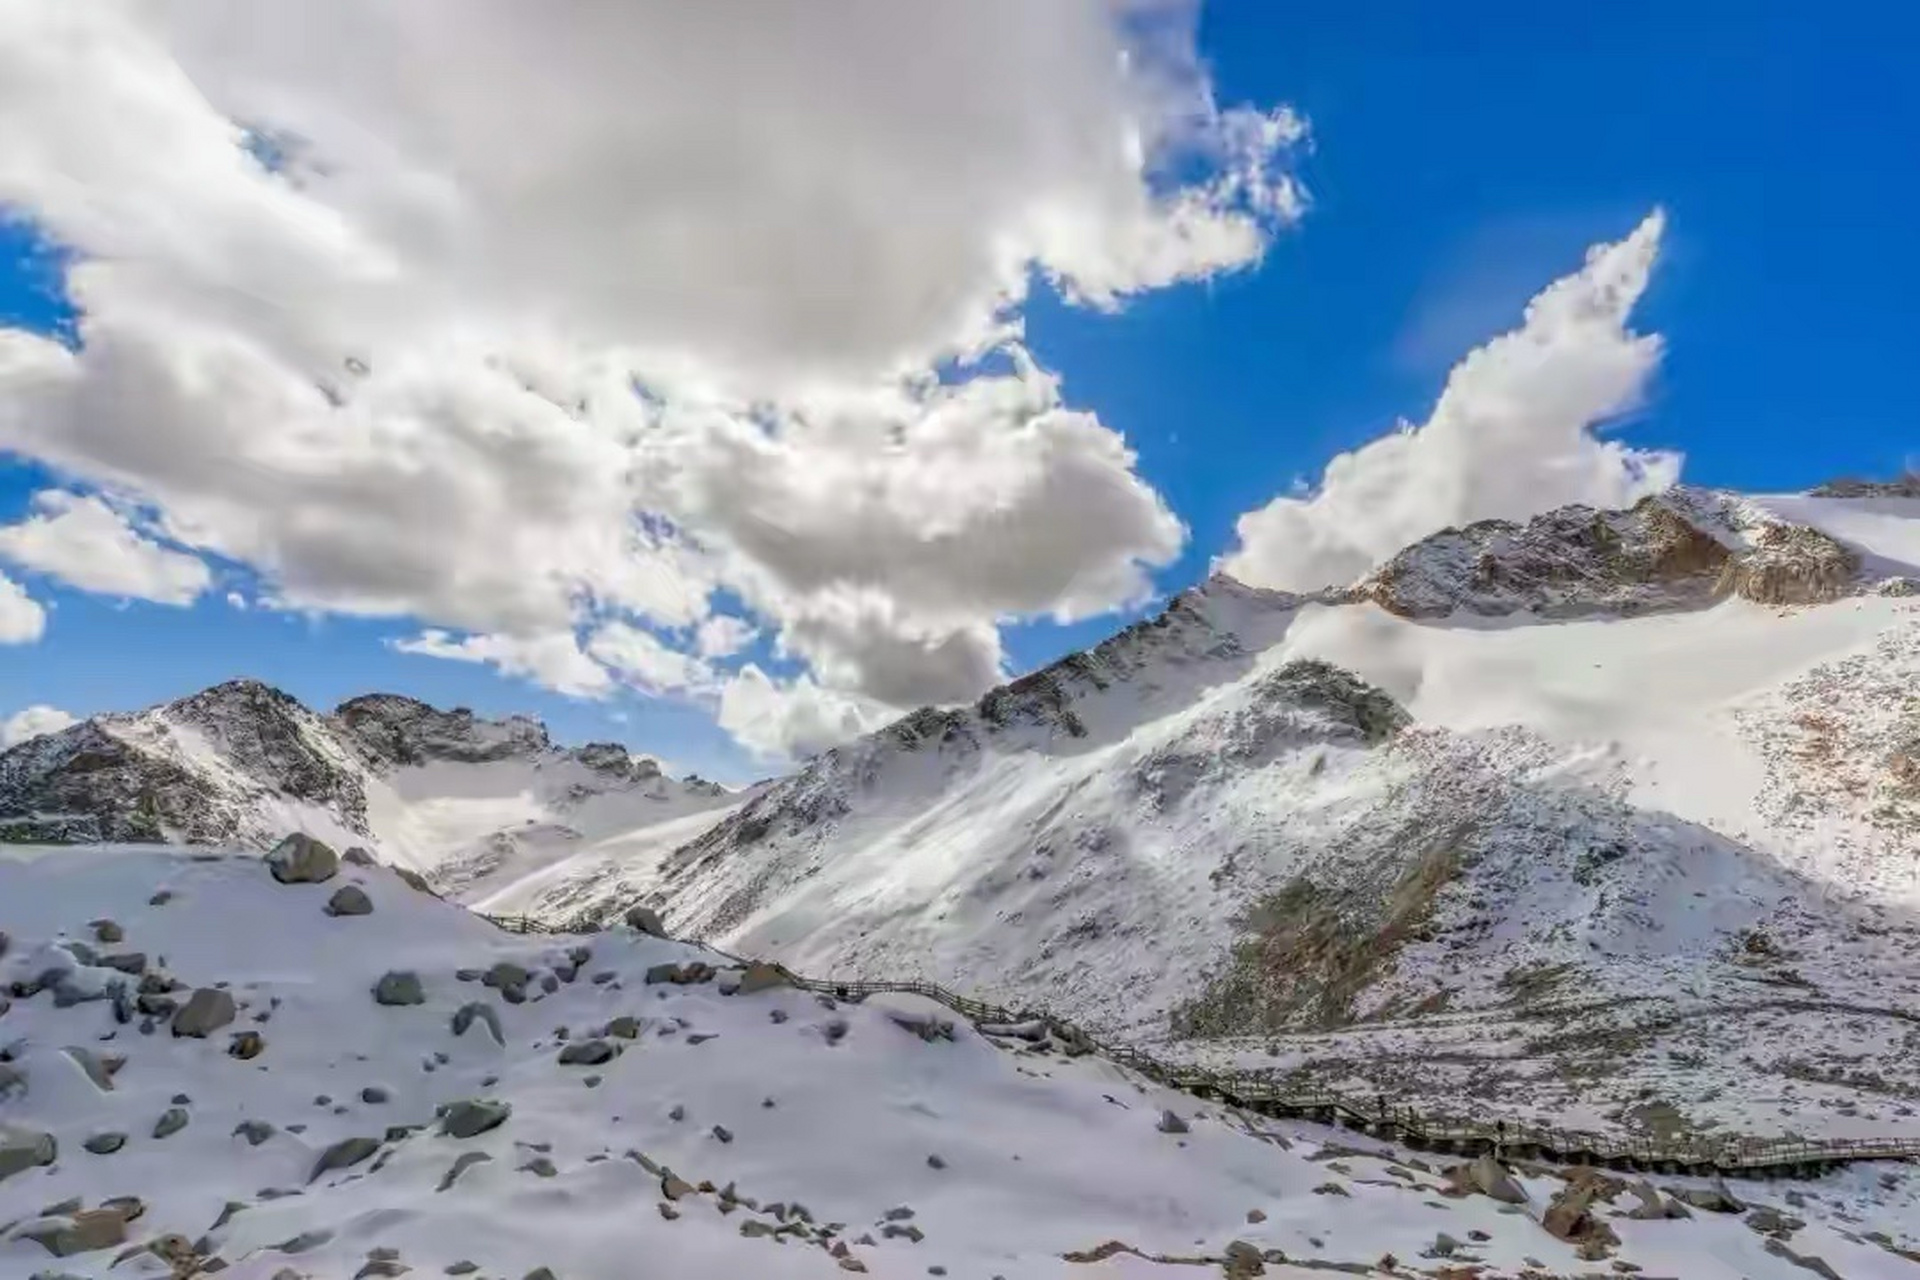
[476,914,1920,1177]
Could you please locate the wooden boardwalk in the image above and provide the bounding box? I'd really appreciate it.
[479,914,1920,1179]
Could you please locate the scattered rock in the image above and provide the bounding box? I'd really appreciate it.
[90,919,124,944]
[712,1124,734,1144]
[20,1208,130,1256]
[661,1173,696,1200]
[0,1125,57,1182]
[624,905,667,936]
[927,1153,947,1170]
[1675,1181,1745,1214]
[437,1150,494,1192]
[373,971,425,1006]
[645,962,714,985]
[267,834,340,885]
[1312,1182,1350,1197]
[451,1001,504,1046]
[1223,1240,1264,1278]
[83,1132,127,1155]
[519,1157,557,1177]
[229,1031,265,1060]
[1746,1205,1806,1239]
[735,962,790,995]
[557,1039,616,1066]
[153,1108,189,1139]
[99,952,146,974]
[326,886,374,917]
[440,1099,512,1139]
[445,1264,479,1276]
[1454,1152,1528,1204]
[483,962,531,991]
[233,1119,275,1146]
[172,988,238,1037]
[62,1045,117,1091]
[1763,1238,1843,1280]
[1246,1209,1266,1224]
[148,889,174,906]
[1156,1110,1189,1135]
[605,1016,640,1039]
[361,1086,390,1104]
[309,1136,381,1183]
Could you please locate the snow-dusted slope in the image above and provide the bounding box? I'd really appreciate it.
[497,486,1920,1136]
[4,844,1919,1280]
[0,685,740,908]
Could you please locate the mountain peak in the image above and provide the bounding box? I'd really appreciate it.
[330,693,552,767]
[1348,488,1865,619]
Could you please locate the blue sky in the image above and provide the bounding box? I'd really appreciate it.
[1,3,1914,782]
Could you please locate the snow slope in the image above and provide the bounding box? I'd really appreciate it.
[499,488,1920,1139]
[3,845,1919,1280]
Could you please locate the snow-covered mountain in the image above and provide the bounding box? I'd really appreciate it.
[8,844,1916,1279]
[8,484,1919,1142]
[0,685,739,907]
[482,484,1919,1137]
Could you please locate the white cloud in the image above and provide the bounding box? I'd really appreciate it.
[718,664,895,762]
[0,490,212,604]
[587,621,718,697]
[0,0,1302,753]
[1,703,76,748]
[392,629,612,698]
[694,615,755,660]
[0,572,46,644]
[1220,212,1680,592]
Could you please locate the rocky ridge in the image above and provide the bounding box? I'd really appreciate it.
[0,682,723,859]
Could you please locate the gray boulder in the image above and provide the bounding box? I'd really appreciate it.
[19,1207,130,1256]
[325,885,374,916]
[451,1001,504,1046]
[437,1150,494,1192]
[171,987,237,1037]
[1464,1152,1528,1205]
[83,1132,127,1155]
[557,1039,616,1066]
[1156,1109,1190,1135]
[309,1135,381,1183]
[267,833,340,885]
[624,905,668,937]
[62,1046,118,1092]
[152,1108,189,1140]
[373,971,425,1006]
[440,1099,512,1139]
[0,1124,57,1183]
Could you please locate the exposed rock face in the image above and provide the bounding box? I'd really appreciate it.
[0,681,728,859]
[331,694,551,767]
[1715,522,1861,605]
[1809,472,1920,499]
[1351,496,1733,619]
[0,680,368,846]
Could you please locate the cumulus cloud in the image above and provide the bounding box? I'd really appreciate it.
[1221,212,1680,591]
[0,490,212,604]
[1,704,77,748]
[694,616,756,660]
[0,572,45,644]
[0,0,1303,755]
[587,621,718,698]
[718,665,896,761]
[392,630,612,698]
